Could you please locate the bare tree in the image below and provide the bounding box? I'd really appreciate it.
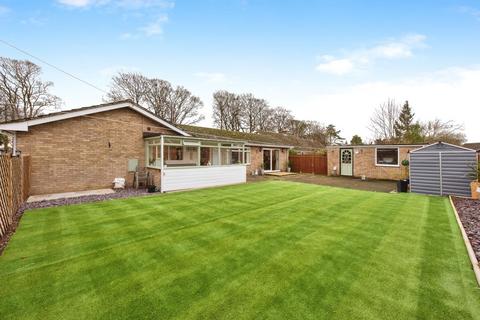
[288,119,309,138]
[369,99,400,143]
[144,78,173,119]
[212,90,243,131]
[255,100,273,132]
[106,72,204,124]
[304,121,327,144]
[0,57,61,122]
[167,86,204,125]
[105,72,149,104]
[421,119,466,145]
[240,94,264,133]
[270,107,293,133]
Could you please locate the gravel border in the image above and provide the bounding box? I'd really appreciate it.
[0,188,153,255]
[452,197,480,262]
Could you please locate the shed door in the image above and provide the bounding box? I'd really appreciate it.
[340,148,353,176]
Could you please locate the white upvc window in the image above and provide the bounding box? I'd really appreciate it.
[145,137,248,169]
[375,147,400,167]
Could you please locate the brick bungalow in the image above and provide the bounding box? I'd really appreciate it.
[0,100,322,195]
[327,144,426,180]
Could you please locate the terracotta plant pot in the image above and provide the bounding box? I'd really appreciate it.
[471,181,479,200]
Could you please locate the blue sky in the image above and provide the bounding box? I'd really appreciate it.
[1,0,479,141]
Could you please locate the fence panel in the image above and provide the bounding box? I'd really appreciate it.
[0,155,30,238]
[290,155,327,175]
[22,156,31,201]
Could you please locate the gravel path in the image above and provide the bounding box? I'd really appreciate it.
[452,197,480,261]
[0,188,152,255]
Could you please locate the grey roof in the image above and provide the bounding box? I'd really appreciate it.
[463,142,480,151]
[177,125,325,150]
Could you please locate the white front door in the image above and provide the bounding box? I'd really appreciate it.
[340,148,353,176]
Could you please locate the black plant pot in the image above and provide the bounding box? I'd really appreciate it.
[147,185,156,193]
[397,180,408,193]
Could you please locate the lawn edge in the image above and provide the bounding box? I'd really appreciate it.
[449,195,480,287]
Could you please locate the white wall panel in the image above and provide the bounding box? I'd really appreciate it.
[162,165,246,192]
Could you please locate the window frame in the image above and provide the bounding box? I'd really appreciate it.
[375,147,400,167]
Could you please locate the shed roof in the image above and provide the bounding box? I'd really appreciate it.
[410,141,475,153]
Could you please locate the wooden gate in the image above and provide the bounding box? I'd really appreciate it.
[289,154,327,175]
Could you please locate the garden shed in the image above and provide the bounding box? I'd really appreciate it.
[410,142,477,197]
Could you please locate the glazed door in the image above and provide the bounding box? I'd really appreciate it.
[340,148,353,176]
[263,149,272,171]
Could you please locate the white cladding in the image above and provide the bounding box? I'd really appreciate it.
[162,165,247,192]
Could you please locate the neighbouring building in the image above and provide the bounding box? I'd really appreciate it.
[0,100,323,195]
[463,142,480,161]
[327,144,426,180]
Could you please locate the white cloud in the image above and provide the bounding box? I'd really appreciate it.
[57,0,173,8]
[139,14,168,36]
[315,58,354,75]
[0,5,10,15]
[57,0,174,38]
[316,34,427,75]
[194,72,227,83]
[304,66,480,142]
[57,0,98,7]
[117,0,174,9]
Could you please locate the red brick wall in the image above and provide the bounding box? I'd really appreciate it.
[327,146,415,180]
[16,108,177,195]
[247,147,288,174]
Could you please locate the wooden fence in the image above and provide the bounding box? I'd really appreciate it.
[290,154,327,175]
[0,155,30,238]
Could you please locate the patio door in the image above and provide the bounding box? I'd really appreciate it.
[340,148,353,176]
[263,149,280,172]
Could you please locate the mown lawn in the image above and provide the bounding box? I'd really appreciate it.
[1,181,479,319]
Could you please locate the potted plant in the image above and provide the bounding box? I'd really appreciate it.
[259,163,265,176]
[401,159,410,181]
[287,160,292,173]
[467,161,479,199]
[147,175,156,193]
[397,159,410,192]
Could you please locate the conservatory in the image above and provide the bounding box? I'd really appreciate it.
[145,135,250,192]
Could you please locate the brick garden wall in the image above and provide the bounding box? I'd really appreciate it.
[16,108,178,195]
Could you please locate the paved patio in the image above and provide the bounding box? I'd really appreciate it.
[248,173,397,193]
[27,188,115,203]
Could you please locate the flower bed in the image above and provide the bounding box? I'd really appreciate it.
[452,197,480,261]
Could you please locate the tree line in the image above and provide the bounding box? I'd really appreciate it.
[211,90,344,145]
[366,99,466,145]
[0,56,467,148]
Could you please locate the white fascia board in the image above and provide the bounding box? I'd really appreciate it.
[0,122,29,131]
[246,143,293,149]
[0,101,190,136]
